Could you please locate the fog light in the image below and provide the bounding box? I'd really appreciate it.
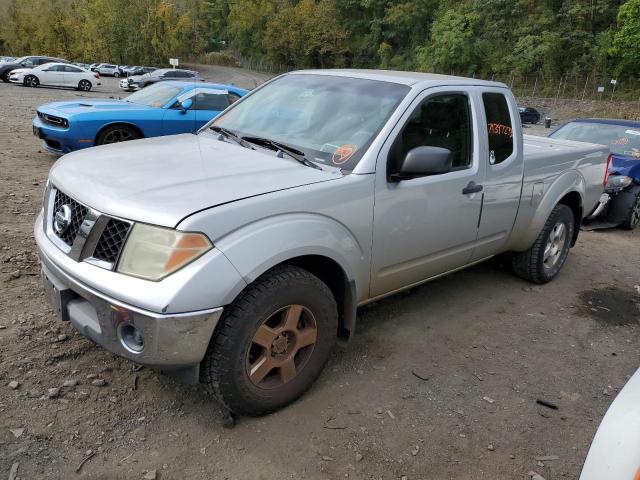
[119,324,144,353]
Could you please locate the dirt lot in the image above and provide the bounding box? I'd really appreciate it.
[1,67,639,480]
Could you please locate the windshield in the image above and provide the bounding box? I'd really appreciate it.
[551,122,640,158]
[208,74,410,169]
[125,82,182,108]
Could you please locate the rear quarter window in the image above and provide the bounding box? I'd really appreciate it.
[482,92,514,164]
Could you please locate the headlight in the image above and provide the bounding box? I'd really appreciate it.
[605,175,633,191]
[117,224,212,281]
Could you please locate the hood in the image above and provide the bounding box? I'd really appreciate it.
[8,68,30,75]
[610,153,640,179]
[40,99,152,116]
[0,62,20,72]
[49,133,341,227]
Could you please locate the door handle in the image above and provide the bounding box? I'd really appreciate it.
[462,182,483,195]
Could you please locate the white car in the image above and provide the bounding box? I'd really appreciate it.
[9,63,100,91]
[580,367,640,479]
[95,63,121,77]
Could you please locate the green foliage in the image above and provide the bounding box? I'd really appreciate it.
[0,0,637,77]
[417,4,479,74]
[611,0,640,74]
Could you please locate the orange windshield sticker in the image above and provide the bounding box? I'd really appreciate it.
[332,144,358,165]
[634,466,640,480]
[487,123,513,139]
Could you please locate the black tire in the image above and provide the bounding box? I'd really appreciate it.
[620,191,640,230]
[201,265,338,416]
[95,124,140,145]
[24,75,39,87]
[78,79,92,92]
[1,70,9,83]
[512,204,574,284]
[113,72,120,78]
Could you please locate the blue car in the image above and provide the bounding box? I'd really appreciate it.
[550,118,640,229]
[32,81,248,154]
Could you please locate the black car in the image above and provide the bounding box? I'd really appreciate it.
[0,56,69,82]
[519,106,541,124]
[126,66,157,76]
[120,68,200,91]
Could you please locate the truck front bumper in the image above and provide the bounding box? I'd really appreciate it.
[39,245,223,370]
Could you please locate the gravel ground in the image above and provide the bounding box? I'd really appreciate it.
[1,68,639,480]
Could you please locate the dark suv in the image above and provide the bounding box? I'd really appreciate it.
[0,56,69,82]
[120,68,200,91]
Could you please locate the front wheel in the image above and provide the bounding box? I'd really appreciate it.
[24,75,39,87]
[512,204,574,284]
[77,79,92,92]
[95,125,140,145]
[201,265,338,416]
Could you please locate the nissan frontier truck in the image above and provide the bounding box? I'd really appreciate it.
[35,70,609,415]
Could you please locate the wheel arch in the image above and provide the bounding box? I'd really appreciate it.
[508,171,585,252]
[205,212,366,345]
[94,122,144,144]
[557,190,583,246]
[280,255,356,345]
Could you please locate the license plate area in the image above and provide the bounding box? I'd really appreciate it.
[41,270,77,321]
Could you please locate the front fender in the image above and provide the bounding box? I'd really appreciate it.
[213,213,364,286]
[507,170,585,252]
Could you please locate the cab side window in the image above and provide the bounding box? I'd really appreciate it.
[388,93,472,176]
[192,92,229,111]
[482,92,513,164]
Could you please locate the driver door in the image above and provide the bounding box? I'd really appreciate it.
[370,88,485,298]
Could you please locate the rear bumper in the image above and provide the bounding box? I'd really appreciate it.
[39,246,223,368]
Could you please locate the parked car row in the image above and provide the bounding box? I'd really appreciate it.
[1,54,201,94]
[119,68,200,91]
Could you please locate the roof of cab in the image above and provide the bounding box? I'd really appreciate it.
[290,69,508,88]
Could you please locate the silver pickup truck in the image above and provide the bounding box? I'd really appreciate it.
[35,70,609,416]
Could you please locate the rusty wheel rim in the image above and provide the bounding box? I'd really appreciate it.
[245,305,317,389]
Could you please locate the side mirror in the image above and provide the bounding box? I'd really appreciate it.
[394,146,453,180]
[179,98,193,113]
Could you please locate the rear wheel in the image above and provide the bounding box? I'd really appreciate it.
[95,125,140,145]
[24,75,39,87]
[201,265,338,416]
[77,80,92,92]
[512,204,574,284]
[621,193,640,230]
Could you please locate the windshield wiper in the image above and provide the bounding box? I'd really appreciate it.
[209,125,255,150]
[242,136,321,170]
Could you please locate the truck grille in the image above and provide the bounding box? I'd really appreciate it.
[53,190,88,246]
[92,219,131,264]
[47,186,132,269]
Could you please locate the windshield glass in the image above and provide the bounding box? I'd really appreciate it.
[552,122,640,158]
[126,83,182,108]
[208,74,410,169]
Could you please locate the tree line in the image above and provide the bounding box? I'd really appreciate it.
[1,0,639,79]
